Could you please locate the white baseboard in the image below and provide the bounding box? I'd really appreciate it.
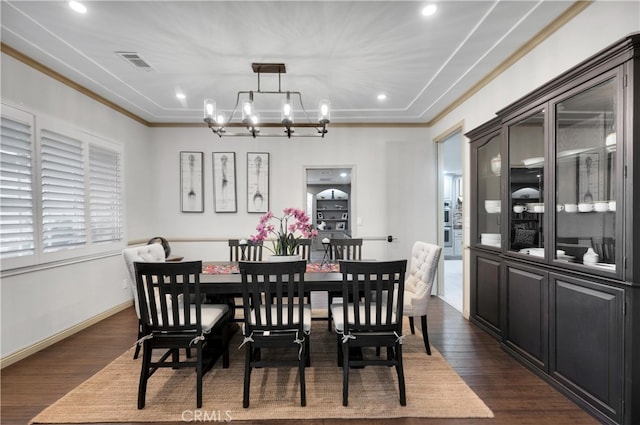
[0,300,133,369]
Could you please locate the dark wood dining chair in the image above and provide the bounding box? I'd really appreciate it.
[239,260,310,408]
[294,238,312,261]
[227,239,264,321]
[326,238,363,330]
[134,261,231,409]
[329,238,363,261]
[330,260,407,406]
[228,239,263,262]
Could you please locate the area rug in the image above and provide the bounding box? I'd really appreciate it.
[30,319,493,423]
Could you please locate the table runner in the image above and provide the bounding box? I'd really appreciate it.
[203,262,339,274]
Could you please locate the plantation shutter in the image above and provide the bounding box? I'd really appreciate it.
[0,115,35,259]
[40,129,87,252]
[89,144,123,243]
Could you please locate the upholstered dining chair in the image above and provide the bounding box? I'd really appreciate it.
[122,244,166,359]
[403,241,442,355]
[330,260,407,406]
[134,260,231,409]
[239,260,310,408]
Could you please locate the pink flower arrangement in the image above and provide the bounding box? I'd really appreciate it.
[250,207,318,255]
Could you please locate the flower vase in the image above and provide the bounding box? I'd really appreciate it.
[268,254,302,262]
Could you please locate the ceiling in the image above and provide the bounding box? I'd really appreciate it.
[1,1,579,126]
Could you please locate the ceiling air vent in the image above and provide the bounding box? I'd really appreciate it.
[115,51,154,71]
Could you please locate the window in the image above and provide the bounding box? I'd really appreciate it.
[0,108,35,264]
[40,129,87,253]
[89,144,123,244]
[0,104,124,270]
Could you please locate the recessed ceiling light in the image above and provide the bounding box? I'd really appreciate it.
[69,1,87,14]
[176,93,186,100]
[422,4,437,16]
[377,93,387,101]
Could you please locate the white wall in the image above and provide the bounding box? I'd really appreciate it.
[1,55,154,359]
[148,126,432,262]
[430,1,640,318]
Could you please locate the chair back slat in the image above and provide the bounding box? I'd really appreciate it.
[239,261,306,334]
[330,238,362,260]
[339,260,406,334]
[134,261,203,334]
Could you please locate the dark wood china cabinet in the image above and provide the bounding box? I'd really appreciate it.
[468,33,640,425]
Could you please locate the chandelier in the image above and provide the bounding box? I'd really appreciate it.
[203,63,330,138]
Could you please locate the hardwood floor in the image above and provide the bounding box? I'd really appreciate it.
[1,297,599,425]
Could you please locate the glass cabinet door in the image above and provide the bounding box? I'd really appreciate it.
[476,134,502,249]
[508,110,545,256]
[554,77,617,272]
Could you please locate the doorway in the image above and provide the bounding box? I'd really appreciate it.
[304,167,353,262]
[438,130,463,312]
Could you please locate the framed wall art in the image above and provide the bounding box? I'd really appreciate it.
[180,151,204,213]
[247,152,269,213]
[212,152,237,212]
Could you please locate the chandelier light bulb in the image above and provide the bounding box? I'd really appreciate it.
[204,99,215,121]
[318,100,331,123]
[242,100,254,121]
[281,99,293,123]
[215,112,226,125]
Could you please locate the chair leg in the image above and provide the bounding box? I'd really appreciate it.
[137,341,151,409]
[336,334,343,367]
[222,323,230,368]
[243,342,252,408]
[395,343,406,406]
[408,316,415,334]
[342,341,350,406]
[196,344,203,408]
[299,343,307,407]
[327,293,332,331]
[134,320,144,359]
[420,315,432,355]
[305,332,311,367]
